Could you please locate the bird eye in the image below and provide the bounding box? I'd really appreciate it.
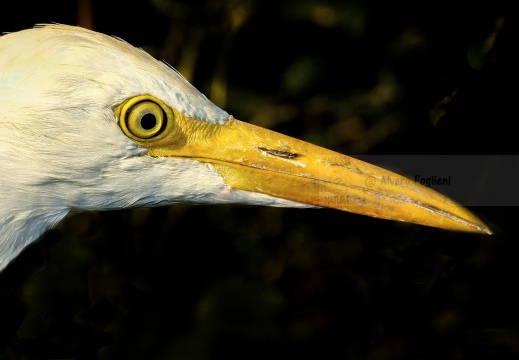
[126,101,165,139]
[117,95,173,141]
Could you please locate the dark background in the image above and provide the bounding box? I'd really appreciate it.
[0,0,516,359]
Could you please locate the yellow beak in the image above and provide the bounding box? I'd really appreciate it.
[119,97,491,235]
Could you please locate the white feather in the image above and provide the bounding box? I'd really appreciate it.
[0,25,306,270]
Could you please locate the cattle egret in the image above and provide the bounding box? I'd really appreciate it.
[0,25,491,271]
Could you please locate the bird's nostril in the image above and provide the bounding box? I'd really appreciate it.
[257,147,299,159]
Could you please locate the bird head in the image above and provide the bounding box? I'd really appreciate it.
[0,25,490,270]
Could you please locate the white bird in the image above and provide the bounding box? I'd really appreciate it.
[0,25,491,271]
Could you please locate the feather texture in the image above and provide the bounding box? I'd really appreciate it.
[0,25,304,270]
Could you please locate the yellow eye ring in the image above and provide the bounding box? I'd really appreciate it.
[117,95,174,141]
[126,101,164,139]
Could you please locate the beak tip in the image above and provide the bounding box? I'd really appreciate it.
[480,224,493,236]
[464,211,493,235]
[453,215,493,235]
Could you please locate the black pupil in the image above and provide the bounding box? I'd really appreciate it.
[141,113,157,130]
